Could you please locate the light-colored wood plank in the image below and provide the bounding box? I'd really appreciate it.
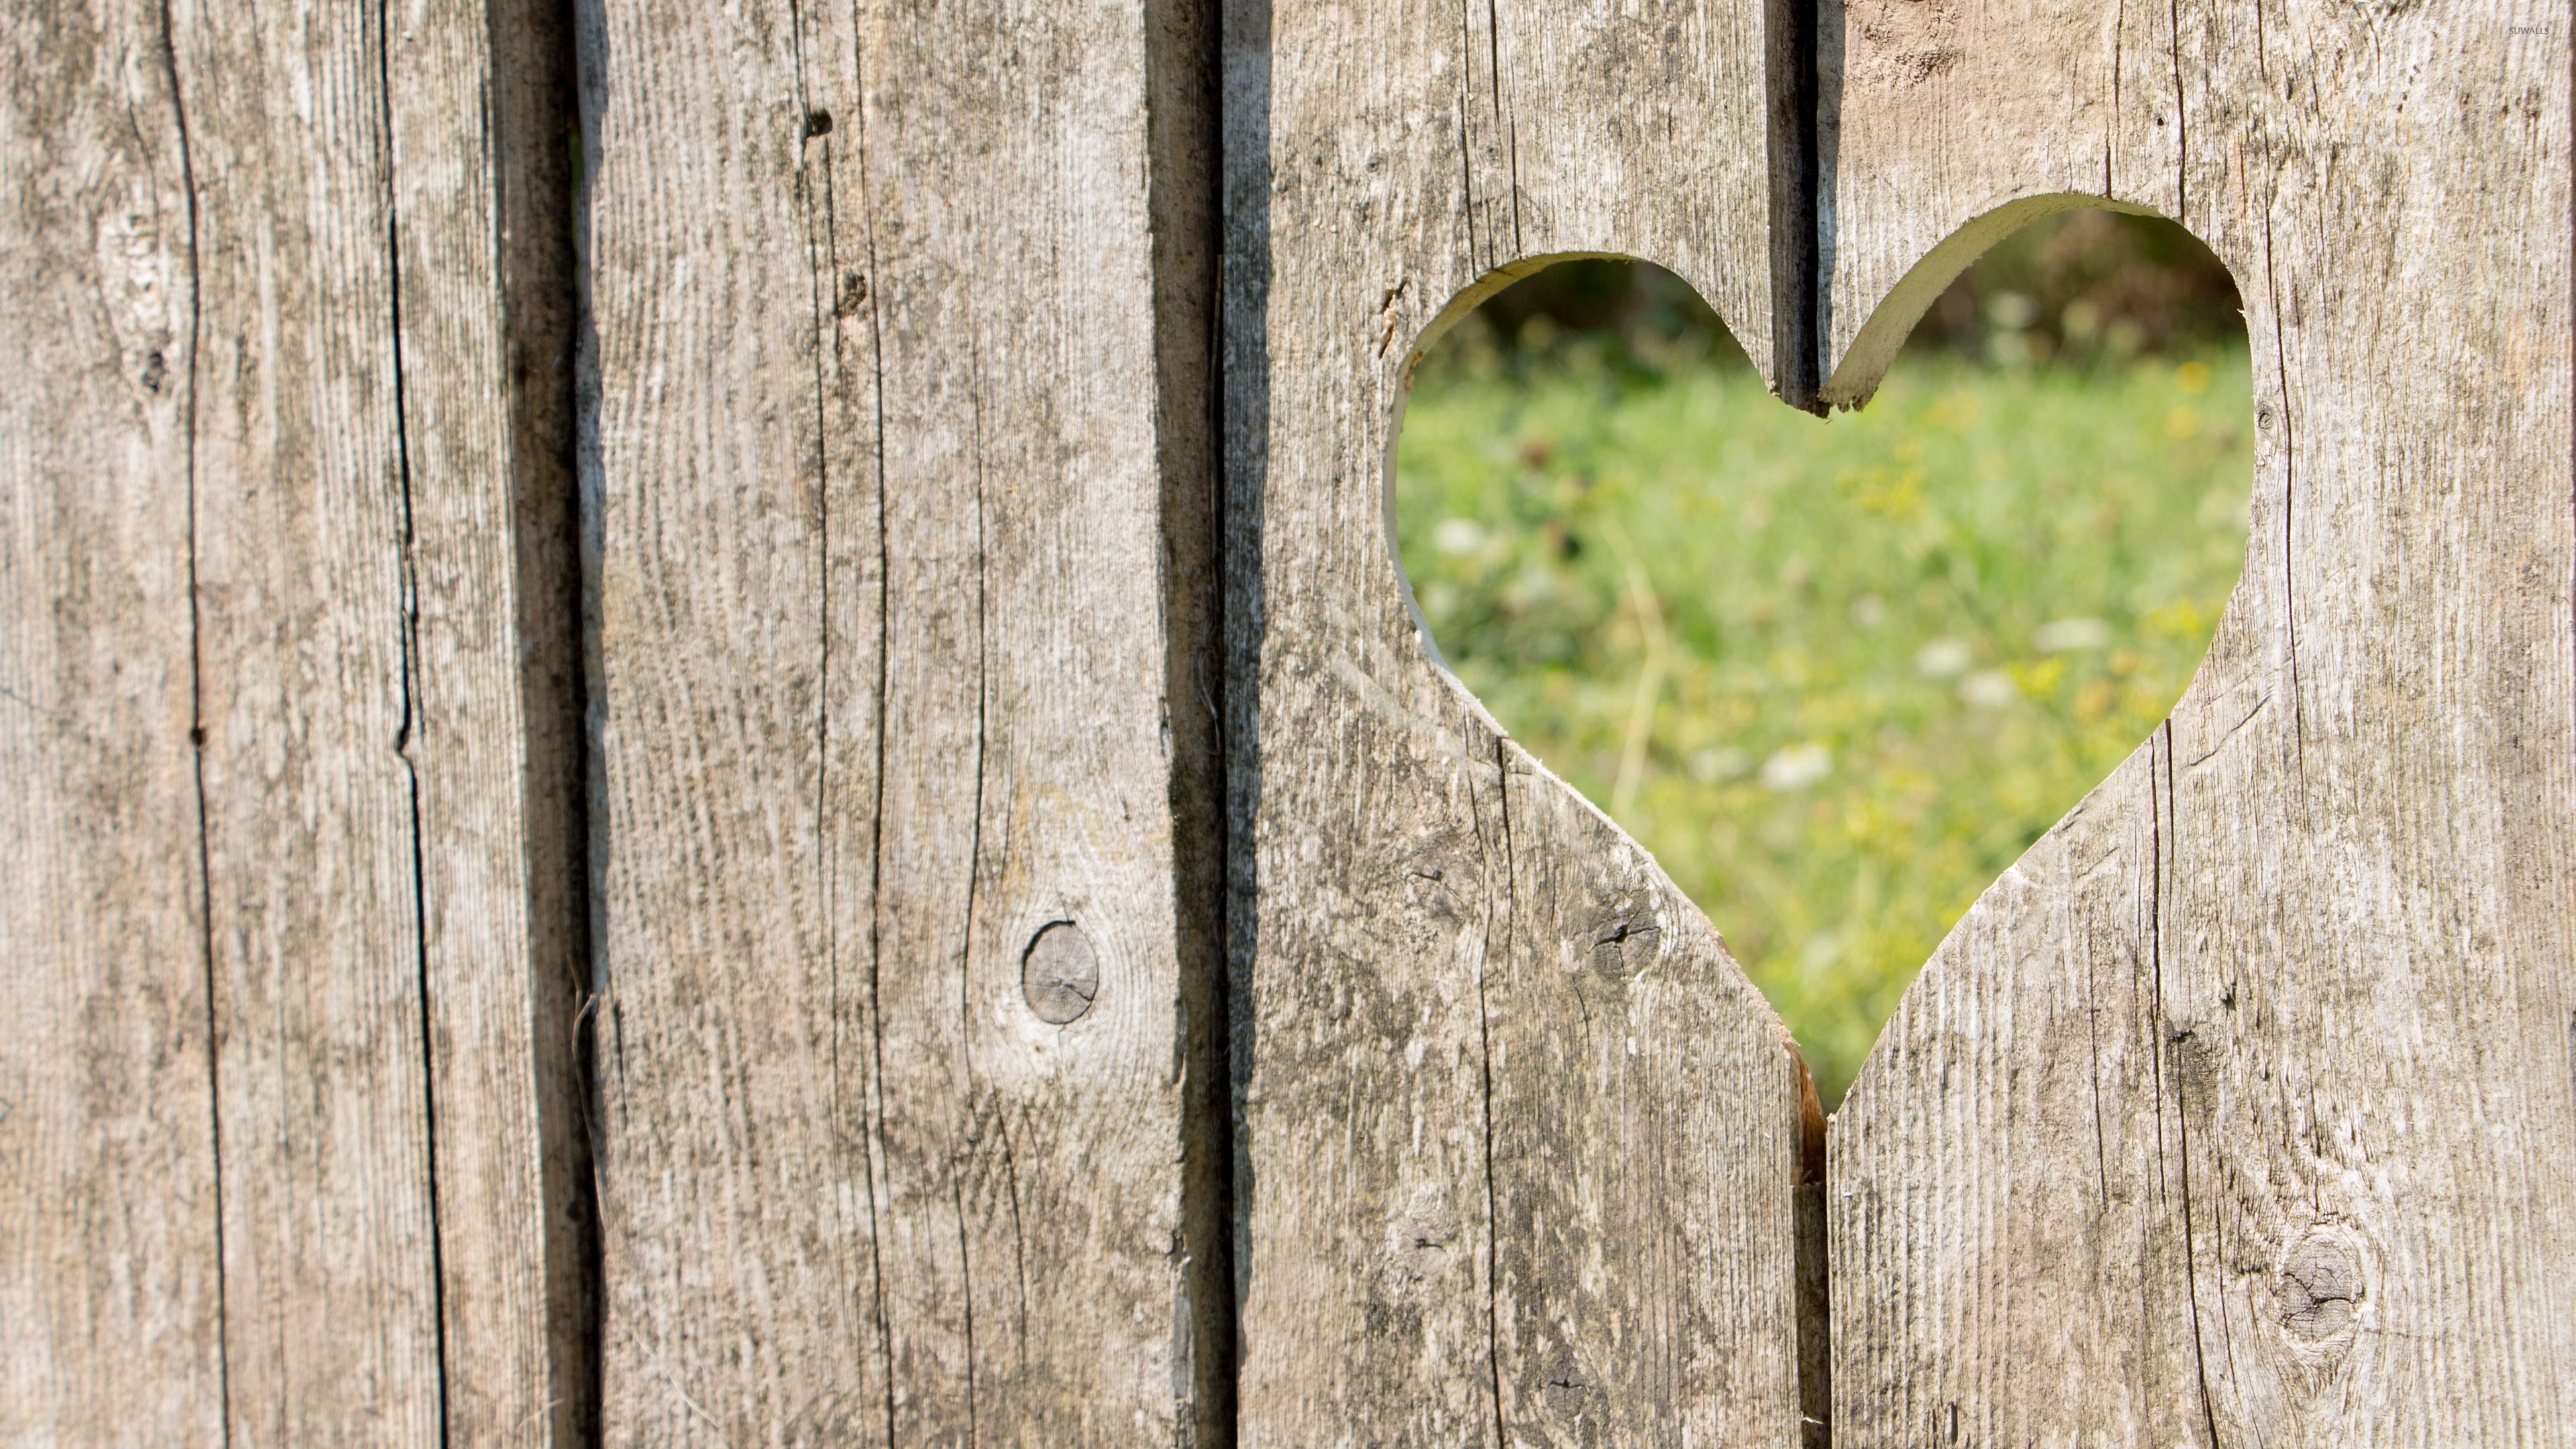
[1222,0,1807,1440]
[859,1,1218,1439]
[1491,743,1805,1446]
[1820,0,2576,1438]
[6,0,583,1437]
[581,0,890,1434]
[584,0,1220,1439]
[386,0,592,1436]
[0,2,224,1439]
[172,0,444,1434]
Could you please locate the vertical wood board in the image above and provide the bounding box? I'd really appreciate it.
[1222,0,1808,1442]
[581,0,1220,1440]
[5,0,587,1438]
[1819,0,2576,1440]
[1,3,223,1439]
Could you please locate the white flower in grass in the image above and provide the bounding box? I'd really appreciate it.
[1690,747,1750,784]
[1432,517,1487,555]
[1915,637,1972,678]
[1960,669,2019,708]
[1761,743,1832,791]
[2033,616,2112,651]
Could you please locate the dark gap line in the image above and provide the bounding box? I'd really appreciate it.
[1148,0,1233,1438]
[550,0,605,1430]
[1793,1049,1831,1449]
[158,0,229,1441]
[1768,0,1824,411]
[1768,0,1833,1435]
[850,11,902,1436]
[372,0,455,1433]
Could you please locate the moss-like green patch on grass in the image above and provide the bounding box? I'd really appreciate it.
[1396,345,2253,1104]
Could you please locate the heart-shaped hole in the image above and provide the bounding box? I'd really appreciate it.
[1393,211,2251,1106]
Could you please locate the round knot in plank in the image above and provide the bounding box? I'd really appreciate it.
[1022,920,1099,1024]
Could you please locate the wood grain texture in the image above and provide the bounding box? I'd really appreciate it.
[1,2,223,1439]
[25,0,2576,1437]
[168,0,450,1417]
[1490,745,1808,1446]
[7,0,584,1438]
[580,0,1220,1439]
[1222,0,1805,1441]
[388,0,593,1436]
[1819,0,2576,1440]
[579,0,890,1433]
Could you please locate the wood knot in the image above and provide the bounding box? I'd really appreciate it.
[1589,912,1662,976]
[1383,1183,1459,1283]
[1021,921,1098,1024]
[2277,1224,2369,1359]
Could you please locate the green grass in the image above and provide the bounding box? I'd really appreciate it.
[1395,342,2253,1105]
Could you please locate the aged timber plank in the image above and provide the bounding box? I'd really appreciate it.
[1491,743,1807,1445]
[0,1,223,1438]
[859,0,1224,1439]
[580,0,892,1433]
[174,0,582,1436]
[168,0,451,1419]
[1819,0,2576,1440]
[1222,0,1806,1441]
[3,0,581,1438]
[385,0,593,1437]
[583,0,1221,1439]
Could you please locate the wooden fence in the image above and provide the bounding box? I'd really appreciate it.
[7,0,2571,1442]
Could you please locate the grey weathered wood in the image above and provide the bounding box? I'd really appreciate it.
[1491,746,1812,1444]
[1819,0,2576,1440]
[1,3,222,1438]
[1222,0,1808,1441]
[171,1,444,1415]
[389,0,594,1437]
[6,0,586,1438]
[581,0,1222,1439]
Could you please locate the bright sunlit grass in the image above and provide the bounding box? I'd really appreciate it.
[1395,341,2252,1105]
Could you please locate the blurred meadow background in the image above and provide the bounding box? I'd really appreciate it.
[1393,211,2253,1105]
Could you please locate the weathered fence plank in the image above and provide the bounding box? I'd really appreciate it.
[581,0,1220,1440]
[5,0,586,1441]
[388,0,593,1437]
[579,0,892,1434]
[3,4,222,1439]
[1221,0,1807,1441]
[1819,0,2576,1440]
[166,0,445,1430]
